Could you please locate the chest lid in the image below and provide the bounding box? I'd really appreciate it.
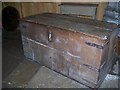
[20,13,117,41]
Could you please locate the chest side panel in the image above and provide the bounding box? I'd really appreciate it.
[23,36,100,84]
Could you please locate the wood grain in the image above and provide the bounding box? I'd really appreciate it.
[21,2,59,17]
[3,2,108,20]
[3,2,60,17]
[96,2,108,21]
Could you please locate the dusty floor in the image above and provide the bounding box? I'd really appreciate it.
[2,30,119,89]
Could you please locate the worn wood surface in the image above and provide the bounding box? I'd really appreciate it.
[3,2,60,18]
[3,2,107,20]
[19,13,117,88]
[19,13,117,69]
[96,2,108,21]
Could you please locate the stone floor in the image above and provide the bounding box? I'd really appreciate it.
[2,30,119,89]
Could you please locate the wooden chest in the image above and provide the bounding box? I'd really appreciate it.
[19,13,118,88]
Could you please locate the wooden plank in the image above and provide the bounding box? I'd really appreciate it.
[96,2,108,21]
[22,35,114,88]
[3,2,108,20]
[21,2,60,17]
[3,2,60,17]
[22,36,99,83]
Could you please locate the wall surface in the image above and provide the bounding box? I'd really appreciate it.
[20,2,60,17]
[2,2,107,20]
[3,2,60,18]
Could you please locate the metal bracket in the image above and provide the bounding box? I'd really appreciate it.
[85,41,104,49]
[48,31,52,42]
